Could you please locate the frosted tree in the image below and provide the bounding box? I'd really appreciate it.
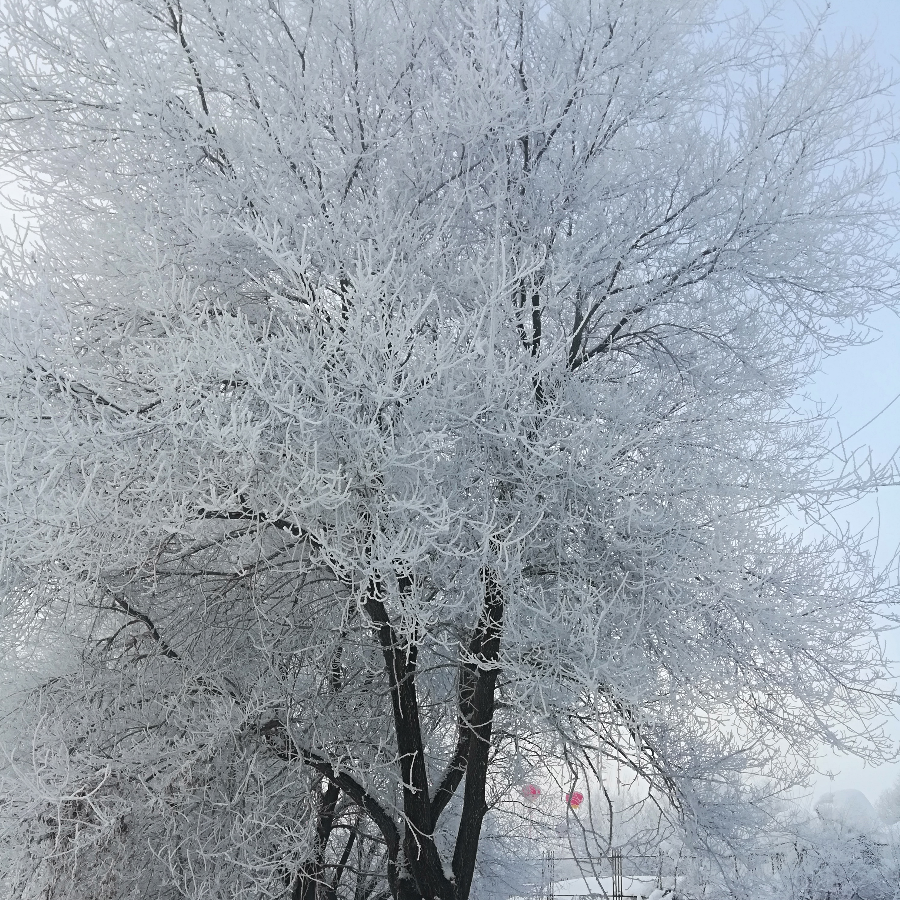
[0,0,897,898]
[766,804,893,900]
[877,774,900,825]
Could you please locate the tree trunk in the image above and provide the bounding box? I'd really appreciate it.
[293,779,340,900]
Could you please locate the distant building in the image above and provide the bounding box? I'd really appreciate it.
[815,788,879,832]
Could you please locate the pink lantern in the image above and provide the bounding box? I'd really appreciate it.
[521,784,542,800]
[565,791,584,809]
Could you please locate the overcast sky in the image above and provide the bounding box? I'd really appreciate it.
[1,0,899,807]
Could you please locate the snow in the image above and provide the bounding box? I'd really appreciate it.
[815,788,879,832]
[511,874,674,899]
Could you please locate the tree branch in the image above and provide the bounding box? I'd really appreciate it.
[109,595,179,659]
[362,576,453,900]
[257,721,402,872]
[294,779,340,900]
[452,567,504,900]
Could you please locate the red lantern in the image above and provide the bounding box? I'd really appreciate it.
[565,791,584,809]
[521,784,542,800]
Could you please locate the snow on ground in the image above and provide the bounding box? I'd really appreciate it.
[511,874,674,899]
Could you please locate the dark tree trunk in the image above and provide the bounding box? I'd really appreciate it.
[364,576,456,900]
[364,568,504,900]
[279,569,505,900]
[451,568,504,900]
[294,779,340,900]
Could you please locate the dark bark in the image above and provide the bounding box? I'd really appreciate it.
[359,568,504,900]
[451,567,504,900]
[430,725,469,824]
[363,576,455,900]
[294,779,340,900]
[322,825,357,900]
[258,725,406,900]
[264,567,505,900]
[109,595,179,659]
[432,568,506,826]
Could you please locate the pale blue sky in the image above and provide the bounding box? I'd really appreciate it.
[740,0,900,805]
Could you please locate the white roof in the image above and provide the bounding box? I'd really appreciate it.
[815,788,878,831]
